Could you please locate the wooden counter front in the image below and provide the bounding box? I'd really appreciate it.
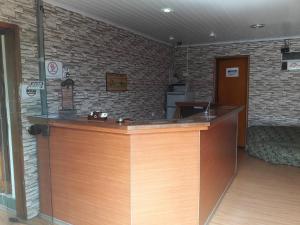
[33,106,241,225]
[199,114,237,224]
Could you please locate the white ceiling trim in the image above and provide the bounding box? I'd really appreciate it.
[44,0,171,46]
[179,35,300,48]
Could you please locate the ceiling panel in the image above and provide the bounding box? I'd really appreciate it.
[45,0,300,45]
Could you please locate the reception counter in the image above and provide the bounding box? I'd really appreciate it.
[30,106,242,225]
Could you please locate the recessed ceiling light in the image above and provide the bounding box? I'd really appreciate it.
[250,24,265,29]
[209,31,216,38]
[161,8,173,13]
[169,36,175,41]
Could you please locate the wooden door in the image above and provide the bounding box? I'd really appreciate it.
[216,57,248,147]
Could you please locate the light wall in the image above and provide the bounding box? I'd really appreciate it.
[174,40,300,126]
[43,3,171,120]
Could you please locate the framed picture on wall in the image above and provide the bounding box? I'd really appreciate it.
[106,73,128,91]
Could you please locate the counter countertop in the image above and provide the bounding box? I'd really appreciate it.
[29,106,243,134]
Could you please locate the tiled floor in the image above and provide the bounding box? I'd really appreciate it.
[1,153,300,225]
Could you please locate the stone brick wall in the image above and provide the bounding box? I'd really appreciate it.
[1,0,171,219]
[43,3,172,120]
[0,0,42,219]
[3,0,299,220]
[174,40,300,126]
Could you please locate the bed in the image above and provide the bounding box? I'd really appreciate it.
[246,126,300,167]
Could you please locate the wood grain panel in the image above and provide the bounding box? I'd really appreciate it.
[216,57,248,147]
[3,152,300,225]
[37,135,52,217]
[199,114,237,225]
[49,127,131,225]
[36,107,241,225]
[131,131,200,225]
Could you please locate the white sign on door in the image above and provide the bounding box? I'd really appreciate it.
[226,67,239,77]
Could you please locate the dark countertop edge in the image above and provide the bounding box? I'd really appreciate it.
[28,106,243,133]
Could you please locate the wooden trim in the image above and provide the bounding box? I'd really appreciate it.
[0,22,18,30]
[0,22,27,218]
[48,122,210,134]
[0,36,12,194]
[215,55,249,60]
[215,55,249,103]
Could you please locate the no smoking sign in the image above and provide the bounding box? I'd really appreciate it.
[45,60,63,79]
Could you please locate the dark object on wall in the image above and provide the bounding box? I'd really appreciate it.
[176,40,183,46]
[28,125,41,135]
[281,61,287,70]
[281,39,290,53]
[281,47,290,53]
[28,125,49,136]
[61,76,75,113]
[281,52,300,60]
[168,82,186,92]
[61,78,74,88]
[106,73,128,91]
[281,52,300,71]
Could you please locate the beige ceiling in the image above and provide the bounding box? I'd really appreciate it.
[45,0,300,45]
